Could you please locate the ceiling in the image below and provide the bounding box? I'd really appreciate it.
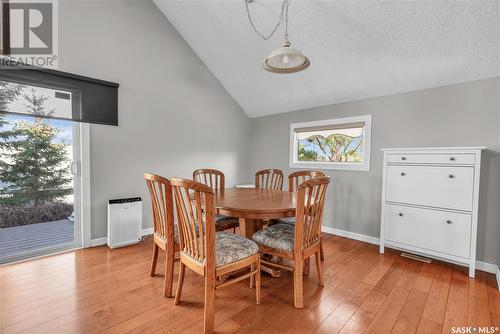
[154,0,500,118]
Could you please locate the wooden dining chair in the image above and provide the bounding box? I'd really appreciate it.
[144,173,179,298]
[193,169,239,232]
[281,170,327,261]
[171,177,261,334]
[252,176,330,308]
[255,169,284,190]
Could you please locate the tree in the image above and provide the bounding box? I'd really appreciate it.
[306,133,363,162]
[0,82,24,146]
[297,144,319,161]
[0,89,72,205]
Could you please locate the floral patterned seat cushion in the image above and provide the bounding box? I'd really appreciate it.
[182,232,259,268]
[252,223,295,252]
[214,232,259,267]
[278,217,296,225]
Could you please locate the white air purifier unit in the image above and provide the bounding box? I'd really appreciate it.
[107,197,142,249]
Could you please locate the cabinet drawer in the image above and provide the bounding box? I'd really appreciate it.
[387,153,475,165]
[386,165,474,211]
[384,204,471,258]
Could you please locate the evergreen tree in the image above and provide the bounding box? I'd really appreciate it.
[0,89,72,205]
[0,82,24,145]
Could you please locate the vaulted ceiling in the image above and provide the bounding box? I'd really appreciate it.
[154,0,500,118]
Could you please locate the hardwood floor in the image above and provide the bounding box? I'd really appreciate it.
[1,234,498,333]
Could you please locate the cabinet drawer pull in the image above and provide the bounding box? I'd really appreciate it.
[401,157,407,161]
[449,174,455,179]
[446,220,453,224]
[450,157,456,161]
[398,213,404,217]
[400,172,406,176]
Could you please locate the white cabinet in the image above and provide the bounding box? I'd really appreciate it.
[380,147,484,278]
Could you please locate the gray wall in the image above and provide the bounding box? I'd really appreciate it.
[58,0,250,238]
[248,78,500,265]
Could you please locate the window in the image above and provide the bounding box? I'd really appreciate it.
[289,115,372,171]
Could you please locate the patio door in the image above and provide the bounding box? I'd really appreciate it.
[0,82,85,264]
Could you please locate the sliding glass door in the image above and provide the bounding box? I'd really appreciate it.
[0,81,82,263]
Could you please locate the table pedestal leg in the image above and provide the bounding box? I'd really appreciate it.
[239,218,281,278]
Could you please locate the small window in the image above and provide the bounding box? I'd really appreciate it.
[289,115,372,171]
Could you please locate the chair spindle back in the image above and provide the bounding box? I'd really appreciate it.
[144,173,175,241]
[255,169,284,190]
[295,176,330,250]
[288,171,326,192]
[171,178,216,266]
[193,169,225,190]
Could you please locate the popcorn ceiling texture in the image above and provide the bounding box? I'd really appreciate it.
[155,0,500,117]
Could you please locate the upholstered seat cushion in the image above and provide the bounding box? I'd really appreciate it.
[182,232,259,267]
[278,217,296,225]
[252,223,295,252]
[214,232,259,267]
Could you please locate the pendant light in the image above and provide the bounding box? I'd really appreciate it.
[245,0,310,73]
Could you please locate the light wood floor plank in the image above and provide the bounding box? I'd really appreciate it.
[0,236,497,334]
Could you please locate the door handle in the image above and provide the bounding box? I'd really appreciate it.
[71,161,79,175]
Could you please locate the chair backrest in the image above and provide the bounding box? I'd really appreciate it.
[144,173,175,242]
[255,169,284,190]
[294,176,330,252]
[171,177,216,267]
[288,171,326,192]
[193,169,225,190]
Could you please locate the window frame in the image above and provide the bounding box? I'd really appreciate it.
[289,115,372,171]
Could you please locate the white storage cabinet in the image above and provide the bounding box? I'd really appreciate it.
[380,147,484,278]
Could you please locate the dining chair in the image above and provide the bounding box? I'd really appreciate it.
[171,177,261,334]
[281,170,327,261]
[144,173,179,298]
[193,169,239,232]
[255,169,284,190]
[252,176,330,308]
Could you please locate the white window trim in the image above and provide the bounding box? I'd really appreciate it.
[289,115,372,171]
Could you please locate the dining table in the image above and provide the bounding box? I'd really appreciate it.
[215,187,296,238]
[214,187,297,277]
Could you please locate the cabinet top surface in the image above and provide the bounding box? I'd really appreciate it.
[381,147,486,152]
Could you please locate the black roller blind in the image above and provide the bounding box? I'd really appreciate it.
[0,64,119,126]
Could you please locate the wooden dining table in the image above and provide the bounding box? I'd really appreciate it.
[214,188,297,239]
[214,187,297,277]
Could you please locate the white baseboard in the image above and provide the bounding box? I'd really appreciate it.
[90,237,107,247]
[322,225,380,246]
[141,227,153,236]
[90,228,153,247]
[322,225,500,284]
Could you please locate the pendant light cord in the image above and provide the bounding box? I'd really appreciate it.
[245,0,290,41]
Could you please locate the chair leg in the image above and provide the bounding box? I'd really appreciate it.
[250,264,254,288]
[294,260,304,309]
[304,258,310,276]
[174,262,185,305]
[315,251,324,287]
[320,239,325,261]
[203,274,216,334]
[163,246,175,298]
[149,243,159,277]
[255,260,261,305]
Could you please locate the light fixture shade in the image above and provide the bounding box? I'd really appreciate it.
[263,40,310,73]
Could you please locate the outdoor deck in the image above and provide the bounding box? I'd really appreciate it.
[0,220,74,259]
